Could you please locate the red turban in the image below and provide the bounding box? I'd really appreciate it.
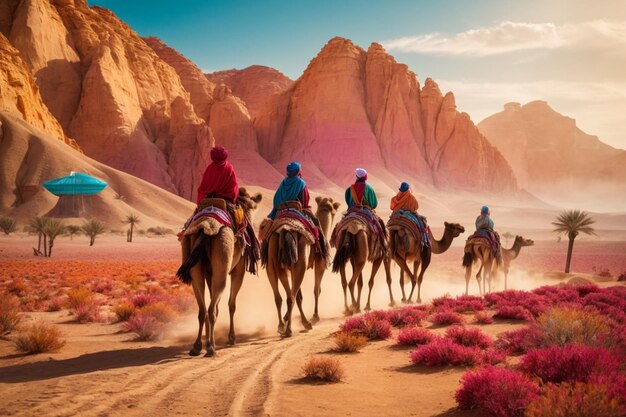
[210,146,228,163]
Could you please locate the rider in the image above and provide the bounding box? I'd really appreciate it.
[268,161,310,219]
[345,168,377,209]
[475,205,500,262]
[196,146,239,204]
[475,205,494,231]
[390,182,419,213]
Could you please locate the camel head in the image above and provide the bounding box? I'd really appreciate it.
[237,188,263,214]
[315,196,341,217]
[443,222,465,238]
[514,235,534,247]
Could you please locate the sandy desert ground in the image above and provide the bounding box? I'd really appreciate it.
[1,232,625,417]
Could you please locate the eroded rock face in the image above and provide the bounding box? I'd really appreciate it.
[1,0,212,197]
[0,32,77,148]
[478,101,626,195]
[206,65,293,119]
[255,38,518,192]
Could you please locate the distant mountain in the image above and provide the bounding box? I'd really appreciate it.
[478,101,626,208]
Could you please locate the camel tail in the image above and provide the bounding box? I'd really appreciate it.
[462,251,473,267]
[279,231,298,268]
[332,231,354,273]
[177,234,209,285]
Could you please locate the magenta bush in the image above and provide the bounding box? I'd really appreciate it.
[589,373,626,409]
[386,307,428,327]
[481,348,507,365]
[473,311,494,324]
[485,290,548,317]
[493,305,533,321]
[495,326,544,355]
[520,344,620,383]
[445,325,492,348]
[430,310,465,326]
[340,316,365,333]
[361,316,392,340]
[532,285,579,304]
[123,313,164,340]
[583,291,626,323]
[130,293,158,308]
[410,338,481,366]
[456,366,541,417]
[432,294,487,313]
[396,326,435,346]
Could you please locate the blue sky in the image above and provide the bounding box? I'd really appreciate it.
[88,0,626,149]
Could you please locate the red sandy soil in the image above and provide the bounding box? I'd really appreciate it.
[1,233,624,416]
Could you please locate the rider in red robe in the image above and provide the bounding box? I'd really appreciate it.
[196,146,239,203]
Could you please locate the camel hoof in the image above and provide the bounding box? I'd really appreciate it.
[343,308,353,316]
[228,337,235,346]
[401,298,408,304]
[282,329,293,338]
[189,348,202,356]
[389,301,396,308]
[364,305,371,312]
[302,321,313,331]
[311,314,320,324]
[278,322,286,335]
[416,298,422,304]
[204,347,216,357]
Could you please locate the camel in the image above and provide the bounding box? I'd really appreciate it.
[462,234,501,295]
[388,221,465,304]
[332,213,388,314]
[474,235,534,290]
[177,189,262,356]
[263,205,327,338]
[309,196,340,323]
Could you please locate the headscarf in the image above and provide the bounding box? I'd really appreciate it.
[210,146,228,163]
[286,161,301,178]
[399,182,410,192]
[355,168,367,180]
[481,205,490,215]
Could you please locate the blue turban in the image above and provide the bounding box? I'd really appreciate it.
[399,182,410,192]
[481,205,490,215]
[286,161,301,177]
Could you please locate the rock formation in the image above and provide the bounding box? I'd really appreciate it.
[206,65,292,119]
[478,101,626,200]
[255,38,518,193]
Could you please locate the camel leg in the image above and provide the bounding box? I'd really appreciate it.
[205,234,231,357]
[365,257,383,311]
[464,264,472,296]
[356,272,364,312]
[407,259,420,303]
[189,263,206,356]
[267,235,286,335]
[504,269,508,290]
[395,255,417,303]
[399,268,407,303]
[312,258,324,323]
[340,265,350,315]
[227,259,245,346]
[295,288,312,331]
[348,232,367,313]
[415,249,431,304]
[384,256,395,307]
[284,237,308,337]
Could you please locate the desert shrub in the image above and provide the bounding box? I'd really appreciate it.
[617,272,626,282]
[0,217,17,235]
[433,294,487,313]
[520,344,619,383]
[123,311,165,340]
[166,289,195,314]
[66,287,95,310]
[74,300,102,323]
[596,268,613,278]
[147,227,174,235]
[532,285,580,304]
[46,296,65,312]
[410,338,481,367]
[141,302,176,323]
[473,311,494,324]
[445,325,493,348]
[588,373,626,410]
[0,295,22,333]
[14,321,65,354]
[338,314,391,340]
[582,291,626,323]
[537,306,609,347]
[571,283,601,297]
[302,357,344,383]
[526,382,621,417]
[340,316,364,333]
[113,301,137,322]
[455,366,541,417]
[333,332,368,353]
[481,348,507,365]
[8,278,28,296]
[396,326,435,346]
[130,293,158,308]
[90,279,114,294]
[493,305,533,321]
[385,306,428,327]
[495,326,544,355]
[485,290,548,317]
[430,310,464,326]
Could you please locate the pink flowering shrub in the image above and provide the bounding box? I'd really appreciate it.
[123,311,165,340]
[493,305,533,321]
[396,326,435,346]
[481,348,507,365]
[385,307,428,327]
[485,290,548,317]
[430,310,465,326]
[339,314,391,340]
[129,293,158,308]
[495,326,544,355]
[410,338,481,366]
[520,344,620,383]
[582,291,626,324]
[473,311,494,324]
[445,325,493,348]
[589,373,626,411]
[455,366,541,417]
[74,300,103,323]
[340,316,365,333]
[432,294,487,313]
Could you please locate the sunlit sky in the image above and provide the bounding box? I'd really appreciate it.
[88,0,626,149]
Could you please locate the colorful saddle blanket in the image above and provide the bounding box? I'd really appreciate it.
[468,229,502,263]
[388,209,430,248]
[331,206,388,262]
[275,208,319,240]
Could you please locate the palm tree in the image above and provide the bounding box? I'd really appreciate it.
[122,213,140,242]
[81,220,106,246]
[43,219,66,257]
[552,210,596,273]
[65,225,81,240]
[30,216,50,256]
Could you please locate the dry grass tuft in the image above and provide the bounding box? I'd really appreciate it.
[1,295,22,334]
[302,357,344,383]
[15,321,65,354]
[538,306,609,347]
[333,332,368,353]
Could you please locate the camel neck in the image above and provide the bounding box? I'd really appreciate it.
[503,240,522,260]
[429,227,454,254]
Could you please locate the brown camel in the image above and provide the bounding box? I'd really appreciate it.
[388,222,465,304]
[332,216,387,314]
[264,209,324,337]
[475,235,534,290]
[310,196,340,323]
[462,236,501,295]
[177,189,262,356]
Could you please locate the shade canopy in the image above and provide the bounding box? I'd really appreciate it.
[42,172,108,196]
